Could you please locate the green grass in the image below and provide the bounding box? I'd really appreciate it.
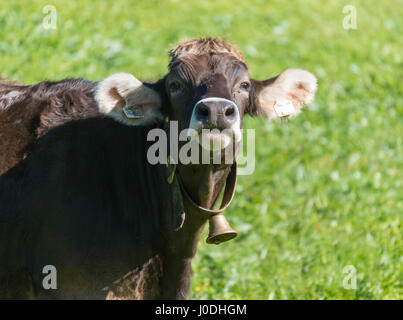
[1,0,401,299]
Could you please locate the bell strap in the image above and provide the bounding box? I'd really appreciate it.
[176,163,237,218]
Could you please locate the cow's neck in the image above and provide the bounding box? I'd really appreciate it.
[180,163,231,208]
[167,163,231,256]
[160,163,231,299]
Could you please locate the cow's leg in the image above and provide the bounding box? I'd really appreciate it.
[160,212,207,300]
[160,256,193,300]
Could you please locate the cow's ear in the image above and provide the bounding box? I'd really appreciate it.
[248,69,317,120]
[95,73,163,126]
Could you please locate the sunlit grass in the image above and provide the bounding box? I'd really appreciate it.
[0,0,401,299]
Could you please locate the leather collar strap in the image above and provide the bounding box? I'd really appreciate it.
[163,119,237,225]
[176,163,237,218]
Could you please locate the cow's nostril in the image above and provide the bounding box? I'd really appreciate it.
[225,106,235,117]
[197,104,209,118]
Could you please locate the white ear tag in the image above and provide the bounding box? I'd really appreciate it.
[274,100,295,117]
[123,105,145,119]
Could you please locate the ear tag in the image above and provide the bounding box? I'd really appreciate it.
[123,105,145,119]
[274,100,295,117]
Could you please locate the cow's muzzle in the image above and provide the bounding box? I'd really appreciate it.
[187,97,241,150]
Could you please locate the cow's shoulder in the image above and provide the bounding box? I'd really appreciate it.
[0,78,99,175]
[30,78,100,136]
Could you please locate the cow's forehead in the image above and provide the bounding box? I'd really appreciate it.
[169,37,246,66]
[168,53,249,85]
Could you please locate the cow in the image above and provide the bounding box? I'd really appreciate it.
[0,38,317,299]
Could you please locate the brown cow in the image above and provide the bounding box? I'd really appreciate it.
[0,38,317,299]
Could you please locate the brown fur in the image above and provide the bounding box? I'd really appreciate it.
[169,37,246,69]
[0,37,316,300]
[0,79,98,175]
[104,255,163,300]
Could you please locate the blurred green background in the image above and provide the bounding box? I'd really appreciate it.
[0,0,401,299]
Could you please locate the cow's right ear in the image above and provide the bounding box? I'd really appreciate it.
[95,73,163,126]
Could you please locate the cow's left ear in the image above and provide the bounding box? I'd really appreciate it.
[248,69,317,120]
[95,73,163,126]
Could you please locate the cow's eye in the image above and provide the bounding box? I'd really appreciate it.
[169,81,183,93]
[240,81,251,91]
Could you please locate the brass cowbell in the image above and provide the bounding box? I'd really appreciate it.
[206,214,238,245]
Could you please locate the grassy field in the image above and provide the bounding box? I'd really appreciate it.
[0,0,401,299]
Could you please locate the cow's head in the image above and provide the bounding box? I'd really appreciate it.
[96,38,316,156]
[95,38,317,242]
